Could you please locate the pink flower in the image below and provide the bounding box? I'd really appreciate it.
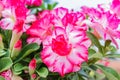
[111,0,120,17]
[0,69,12,80]
[26,8,91,76]
[26,0,42,6]
[82,6,120,48]
[27,11,54,44]
[4,0,26,7]
[0,0,35,32]
[0,5,28,31]
[52,7,86,29]
[0,1,4,18]
[41,26,90,76]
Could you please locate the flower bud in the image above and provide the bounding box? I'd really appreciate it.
[11,40,22,59]
[31,74,36,79]
[0,35,4,49]
[29,58,36,75]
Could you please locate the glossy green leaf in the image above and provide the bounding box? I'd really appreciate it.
[47,2,58,10]
[35,53,42,64]
[0,76,5,80]
[95,64,120,80]
[1,30,12,48]
[0,49,6,57]
[52,2,58,8]
[39,3,47,10]
[36,67,49,78]
[14,63,27,72]
[109,45,117,52]
[0,57,13,72]
[12,70,22,75]
[87,32,103,53]
[88,48,96,55]
[89,52,103,59]
[106,54,120,58]
[94,72,105,80]
[47,4,53,10]
[14,43,40,63]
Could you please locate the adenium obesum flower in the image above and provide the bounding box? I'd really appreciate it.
[27,11,54,45]
[0,0,36,32]
[0,1,4,18]
[41,26,90,76]
[26,0,42,6]
[81,6,120,48]
[40,7,91,76]
[0,0,36,52]
[111,0,120,17]
[0,69,12,80]
[26,7,91,76]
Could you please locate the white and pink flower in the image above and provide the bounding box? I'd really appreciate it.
[0,0,36,32]
[41,26,90,76]
[39,8,91,76]
[81,6,120,48]
[111,0,120,17]
[26,7,91,76]
[27,11,54,45]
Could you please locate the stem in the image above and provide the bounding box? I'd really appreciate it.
[30,76,34,80]
[35,77,40,80]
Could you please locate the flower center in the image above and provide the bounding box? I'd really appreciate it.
[52,35,72,56]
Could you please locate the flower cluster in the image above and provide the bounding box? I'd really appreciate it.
[0,0,120,80]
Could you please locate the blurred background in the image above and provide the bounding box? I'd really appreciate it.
[45,0,112,10]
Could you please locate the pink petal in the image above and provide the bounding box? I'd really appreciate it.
[67,45,88,64]
[53,56,73,76]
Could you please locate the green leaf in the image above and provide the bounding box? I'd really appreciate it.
[109,45,117,52]
[0,57,13,72]
[88,49,96,54]
[87,32,103,53]
[1,30,12,48]
[70,73,84,80]
[106,54,120,58]
[0,76,5,80]
[47,2,58,10]
[36,67,49,78]
[14,63,27,72]
[0,49,6,57]
[94,72,105,80]
[35,53,42,64]
[52,2,58,8]
[89,52,103,59]
[12,70,22,75]
[95,64,120,80]
[47,4,53,10]
[14,43,40,63]
[39,3,47,10]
